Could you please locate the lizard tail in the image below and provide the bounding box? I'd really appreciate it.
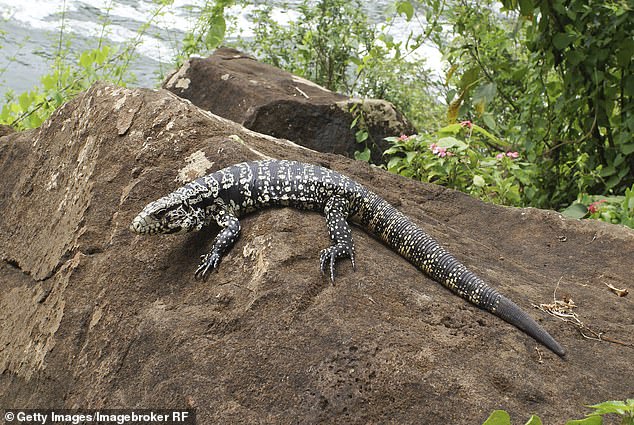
[496,295,566,356]
[356,191,565,357]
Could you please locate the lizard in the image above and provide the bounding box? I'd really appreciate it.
[130,159,565,357]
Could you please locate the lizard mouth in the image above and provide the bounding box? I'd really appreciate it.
[163,226,182,234]
[129,215,148,234]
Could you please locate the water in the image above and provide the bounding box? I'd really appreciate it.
[0,0,441,100]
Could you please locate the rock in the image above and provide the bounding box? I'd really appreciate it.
[1,83,632,424]
[163,47,414,163]
[0,124,14,137]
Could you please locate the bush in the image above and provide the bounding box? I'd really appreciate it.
[385,121,534,207]
[0,0,173,130]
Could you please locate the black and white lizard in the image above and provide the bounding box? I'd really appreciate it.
[130,159,565,356]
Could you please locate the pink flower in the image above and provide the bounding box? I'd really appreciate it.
[398,134,410,141]
[496,151,520,160]
[587,199,607,214]
[460,120,473,129]
[430,143,451,157]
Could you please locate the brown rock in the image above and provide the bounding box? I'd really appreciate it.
[0,124,14,137]
[0,83,632,424]
[163,47,414,163]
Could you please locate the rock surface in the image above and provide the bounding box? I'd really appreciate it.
[163,47,414,162]
[0,83,632,424]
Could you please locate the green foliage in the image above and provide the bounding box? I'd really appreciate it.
[178,0,234,64]
[1,45,120,129]
[236,0,444,128]
[442,0,633,209]
[584,399,634,425]
[240,0,374,93]
[482,409,542,425]
[565,417,603,425]
[562,185,634,228]
[385,122,532,206]
[349,102,372,162]
[1,0,173,130]
[481,399,634,425]
[482,410,512,425]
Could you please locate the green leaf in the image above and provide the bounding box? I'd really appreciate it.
[18,92,32,111]
[553,32,577,50]
[587,399,632,416]
[458,66,481,91]
[205,15,226,49]
[41,74,57,91]
[396,1,414,21]
[482,410,511,425]
[437,136,467,150]
[438,123,463,135]
[355,130,369,143]
[565,416,603,425]
[354,147,371,162]
[473,82,497,107]
[518,0,534,15]
[387,156,403,171]
[473,175,486,187]
[561,202,588,219]
[565,49,586,66]
[472,125,510,149]
[95,45,110,64]
[599,165,616,177]
[79,50,93,68]
[482,113,497,130]
[620,143,634,155]
[524,415,542,425]
[383,146,401,155]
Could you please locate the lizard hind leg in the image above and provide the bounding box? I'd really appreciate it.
[320,195,356,282]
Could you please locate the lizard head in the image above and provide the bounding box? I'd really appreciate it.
[130,194,206,235]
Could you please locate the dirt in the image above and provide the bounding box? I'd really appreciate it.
[0,83,632,424]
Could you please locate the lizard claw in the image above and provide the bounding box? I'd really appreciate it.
[195,252,221,279]
[319,243,355,283]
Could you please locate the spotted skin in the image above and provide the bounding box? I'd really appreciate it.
[131,159,565,356]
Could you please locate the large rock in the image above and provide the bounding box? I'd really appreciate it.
[163,47,414,163]
[0,83,632,424]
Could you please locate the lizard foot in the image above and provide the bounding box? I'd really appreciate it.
[319,243,355,283]
[195,252,221,279]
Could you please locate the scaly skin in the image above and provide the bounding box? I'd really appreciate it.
[130,159,565,356]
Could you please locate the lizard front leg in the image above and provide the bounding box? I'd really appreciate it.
[320,195,356,282]
[195,209,241,279]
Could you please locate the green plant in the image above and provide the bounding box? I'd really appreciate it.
[384,121,535,207]
[481,399,634,425]
[562,184,634,228]
[481,410,542,425]
[349,101,371,162]
[439,0,633,209]
[239,0,375,93]
[0,0,173,130]
[178,0,234,65]
[235,0,443,130]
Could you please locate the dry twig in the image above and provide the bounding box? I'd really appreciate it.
[604,282,629,297]
[532,278,634,348]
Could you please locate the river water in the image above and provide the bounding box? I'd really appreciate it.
[0,0,440,100]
